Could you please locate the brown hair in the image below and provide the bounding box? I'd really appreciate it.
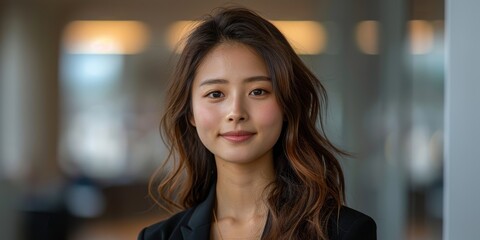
[150,7,345,239]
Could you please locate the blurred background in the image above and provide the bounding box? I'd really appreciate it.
[0,0,445,239]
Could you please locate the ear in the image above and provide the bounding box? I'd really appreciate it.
[188,112,196,127]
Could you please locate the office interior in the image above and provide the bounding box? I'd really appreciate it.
[0,0,445,239]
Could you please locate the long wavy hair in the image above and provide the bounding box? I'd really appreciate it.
[150,7,346,239]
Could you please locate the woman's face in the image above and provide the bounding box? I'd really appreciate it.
[190,42,283,165]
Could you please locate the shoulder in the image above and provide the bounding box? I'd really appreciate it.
[328,206,377,240]
[137,209,193,240]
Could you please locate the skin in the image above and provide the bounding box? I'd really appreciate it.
[190,42,284,239]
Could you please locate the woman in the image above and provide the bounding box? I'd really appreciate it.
[139,7,376,240]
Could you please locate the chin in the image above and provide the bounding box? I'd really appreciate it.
[215,152,272,165]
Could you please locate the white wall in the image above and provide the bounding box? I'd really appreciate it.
[445,0,480,239]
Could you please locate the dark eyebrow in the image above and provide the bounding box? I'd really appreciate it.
[199,76,271,87]
[199,79,228,87]
[245,76,271,83]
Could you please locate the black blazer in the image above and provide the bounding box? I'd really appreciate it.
[138,186,376,240]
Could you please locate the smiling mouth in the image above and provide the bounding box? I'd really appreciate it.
[220,131,255,143]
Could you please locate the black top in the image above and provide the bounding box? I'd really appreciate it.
[138,186,376,240]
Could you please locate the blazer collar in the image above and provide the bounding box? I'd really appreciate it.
[180,185,216,240]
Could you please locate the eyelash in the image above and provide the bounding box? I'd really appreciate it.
[250,89,268,96]
[206,91,224,98]
[204,89,269,99]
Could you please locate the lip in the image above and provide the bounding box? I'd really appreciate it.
[220,130,255,143]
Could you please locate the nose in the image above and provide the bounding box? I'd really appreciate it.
[226,95,248,122]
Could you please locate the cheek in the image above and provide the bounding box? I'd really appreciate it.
[255,101,283,127]
[192,103,220,131]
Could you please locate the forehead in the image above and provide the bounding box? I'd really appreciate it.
[194,42,268,82]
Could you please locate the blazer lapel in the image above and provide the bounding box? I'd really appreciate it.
[179,185,216,240]
[180,224,211,240]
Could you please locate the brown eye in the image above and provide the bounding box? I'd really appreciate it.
[207,91,224,98]
[250,89,267,96]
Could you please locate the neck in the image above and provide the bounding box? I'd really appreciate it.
[214,153,274,220]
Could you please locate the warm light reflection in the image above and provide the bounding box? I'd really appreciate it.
[355,20,380,55]
[62,21,149,54]
[166,20,327,55]
[271,21,327,55]
[166,21,200,53]
[409,20,434,55]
